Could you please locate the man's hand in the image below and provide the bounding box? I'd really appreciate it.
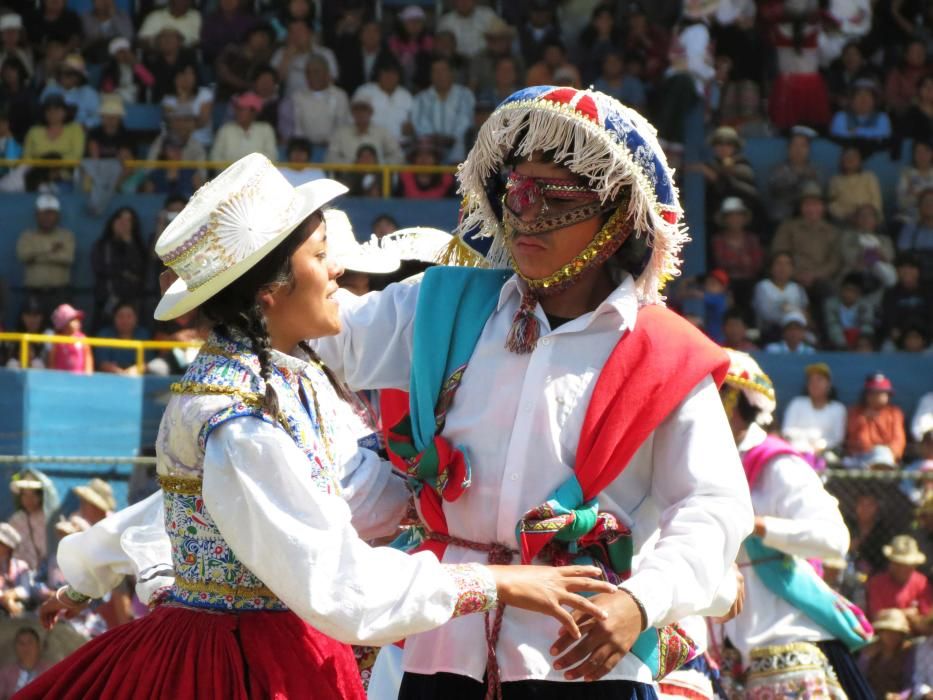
[549,589,643,681]
[715,566,746,623]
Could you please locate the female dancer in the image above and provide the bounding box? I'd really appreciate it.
[17,153,615,700]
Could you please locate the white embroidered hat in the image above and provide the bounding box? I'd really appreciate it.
[324,209,400,275]
[154,153,348,320]
[380,227,454,264]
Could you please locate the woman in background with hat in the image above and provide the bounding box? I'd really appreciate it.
[7,470,59,574]
[39,53,100,130]
[0,523,35,618]
[691,126,761,232]
[782,363,848,460]
[846,373,906,463]
[19,153,615,700]
[47,304,92,375]
[710,196,764,303]
[858,608,914,698]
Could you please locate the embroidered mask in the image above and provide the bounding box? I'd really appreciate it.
[502,171,604,236]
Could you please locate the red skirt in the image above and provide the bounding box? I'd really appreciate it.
[13,605,366,699]
[769,73,831,131]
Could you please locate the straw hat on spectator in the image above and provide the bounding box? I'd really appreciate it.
[0,523,21,550]
[155,154,348,320]
[55,515,90,537]
[805,362,832,380]
[73,478,117,514]
[100,94,125,119]
[709,126,743,149]
[60,54,88,79]
[10,471,43,494]
[798,180,824,202]
[883,535,926,566]
[872,608,910,634]
[484,16,516,38]
[918,493,933,517]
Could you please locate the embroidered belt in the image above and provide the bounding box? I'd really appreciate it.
[158,474,202,495]
[173,577,277,600]
[748,641,830,676]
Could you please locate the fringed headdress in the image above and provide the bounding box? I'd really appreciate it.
[722,349,777,426]
[448,85,688,308]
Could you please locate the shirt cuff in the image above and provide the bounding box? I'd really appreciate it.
[619,570,673,629]
[760,515,802,553]
[443,563,498,618]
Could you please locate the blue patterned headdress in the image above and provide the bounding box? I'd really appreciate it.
[455,86,687,305]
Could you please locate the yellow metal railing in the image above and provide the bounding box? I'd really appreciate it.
[0,159,458,198]
[0,332,202,375]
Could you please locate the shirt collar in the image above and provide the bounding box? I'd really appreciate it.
[496,270,639,335]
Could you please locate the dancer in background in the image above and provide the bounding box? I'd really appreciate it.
[17,153,616,700]
[317,86,754,699]
[715,350,873,699]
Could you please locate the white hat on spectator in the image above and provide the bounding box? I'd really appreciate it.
[781,309,807,328]
[73,478,117,513]
[10,471,43,494]
[108,37,131,56]
[0,523,21,550]
[715,197,751,226]
[0,13,22,31]
[862,445,897,471]
[36,192,60,211]
[155,154,348,320]
[325,209,400,274]
[398,5,426,22]
[380,227,455,264]
[790,125,817,140]
[882,535,926,566]
[872,608,911,635]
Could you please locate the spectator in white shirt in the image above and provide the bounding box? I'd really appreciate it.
[913,392,933,443]
[277,55,350,156]
[752,251,810,339]
[783,362,848,457]
[138,0,201,48]
[272,19,338,98]
[326,94,403,165]
[411,57,475,164]
[436,0,499,58]
[209,91,277,164]
[352,60,413,142]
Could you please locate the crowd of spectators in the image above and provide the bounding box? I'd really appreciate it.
[0,471,138,698]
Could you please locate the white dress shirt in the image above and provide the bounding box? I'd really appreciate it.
[912,392,933,443]
[782,396,847,453]
[315,273,754,683]
[352,83,413,141]
[721,423,850,664]
[436,7,498,57]
[752,279,809,328]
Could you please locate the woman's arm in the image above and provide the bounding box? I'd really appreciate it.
[204,419,615,646]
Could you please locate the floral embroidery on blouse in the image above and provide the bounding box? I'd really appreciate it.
[445,563,498,618]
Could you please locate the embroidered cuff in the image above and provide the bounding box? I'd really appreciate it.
[444,563,498,618]
[60,585,92,606]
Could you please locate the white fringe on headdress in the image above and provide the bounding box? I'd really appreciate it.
[455,91,689,306]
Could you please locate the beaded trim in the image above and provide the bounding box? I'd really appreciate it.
[724,374,776,401]
[170,381,264,406]
[502,199,606,236]
[162,223,211,266]
[173,577,276,599]
[508,205,633,294]
[157,474,202,495]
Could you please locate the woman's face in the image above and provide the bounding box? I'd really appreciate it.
[866,390,889,410]
[112,210,133,239]
[264,216,343,343]
[807,372,831,401]
[507,158,603,282]
[175,66,195,93]
[21,310,42,333]
[113,305,138,336]
[19,489,41,513]
[841,148,861,173]
[45,104,66,126]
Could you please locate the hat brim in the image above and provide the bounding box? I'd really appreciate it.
[154,179,348,321]
[336,249,400,275]
[872,622,910,634]
[714,207,750,226]
[73,486,115,513]
[883,546,926,565]
[0,535,18,550]
[10,480,43,493]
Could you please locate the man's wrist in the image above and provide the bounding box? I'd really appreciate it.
[619,586,648,632]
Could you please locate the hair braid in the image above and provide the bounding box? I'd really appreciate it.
[242,307,280,416]
[297,340,354,405]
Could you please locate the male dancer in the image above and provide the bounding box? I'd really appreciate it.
[316,86,754,699]
[717,350,872,698]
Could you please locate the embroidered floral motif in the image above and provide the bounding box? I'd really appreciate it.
[656,622,699,680]
[746,642,845,700]
[163,489,285,612]
[446,563,498,618]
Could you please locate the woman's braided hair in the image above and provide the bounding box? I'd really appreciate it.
[199,212,348,415]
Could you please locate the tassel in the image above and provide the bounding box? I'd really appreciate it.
[435,236,488,268]
[505,291,540,354]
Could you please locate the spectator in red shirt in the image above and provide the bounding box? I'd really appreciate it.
[846,373,907,462]
[711,196,764,301]
[866,534,933,633]
[397,139,455,200]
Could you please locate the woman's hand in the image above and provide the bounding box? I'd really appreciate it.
[487,565,617,640]
[39,591,88,630]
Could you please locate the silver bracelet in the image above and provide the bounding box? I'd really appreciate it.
[619,586,649,631]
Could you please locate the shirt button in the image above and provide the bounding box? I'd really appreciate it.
[541,338,551,346]
[510,474,519,482]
